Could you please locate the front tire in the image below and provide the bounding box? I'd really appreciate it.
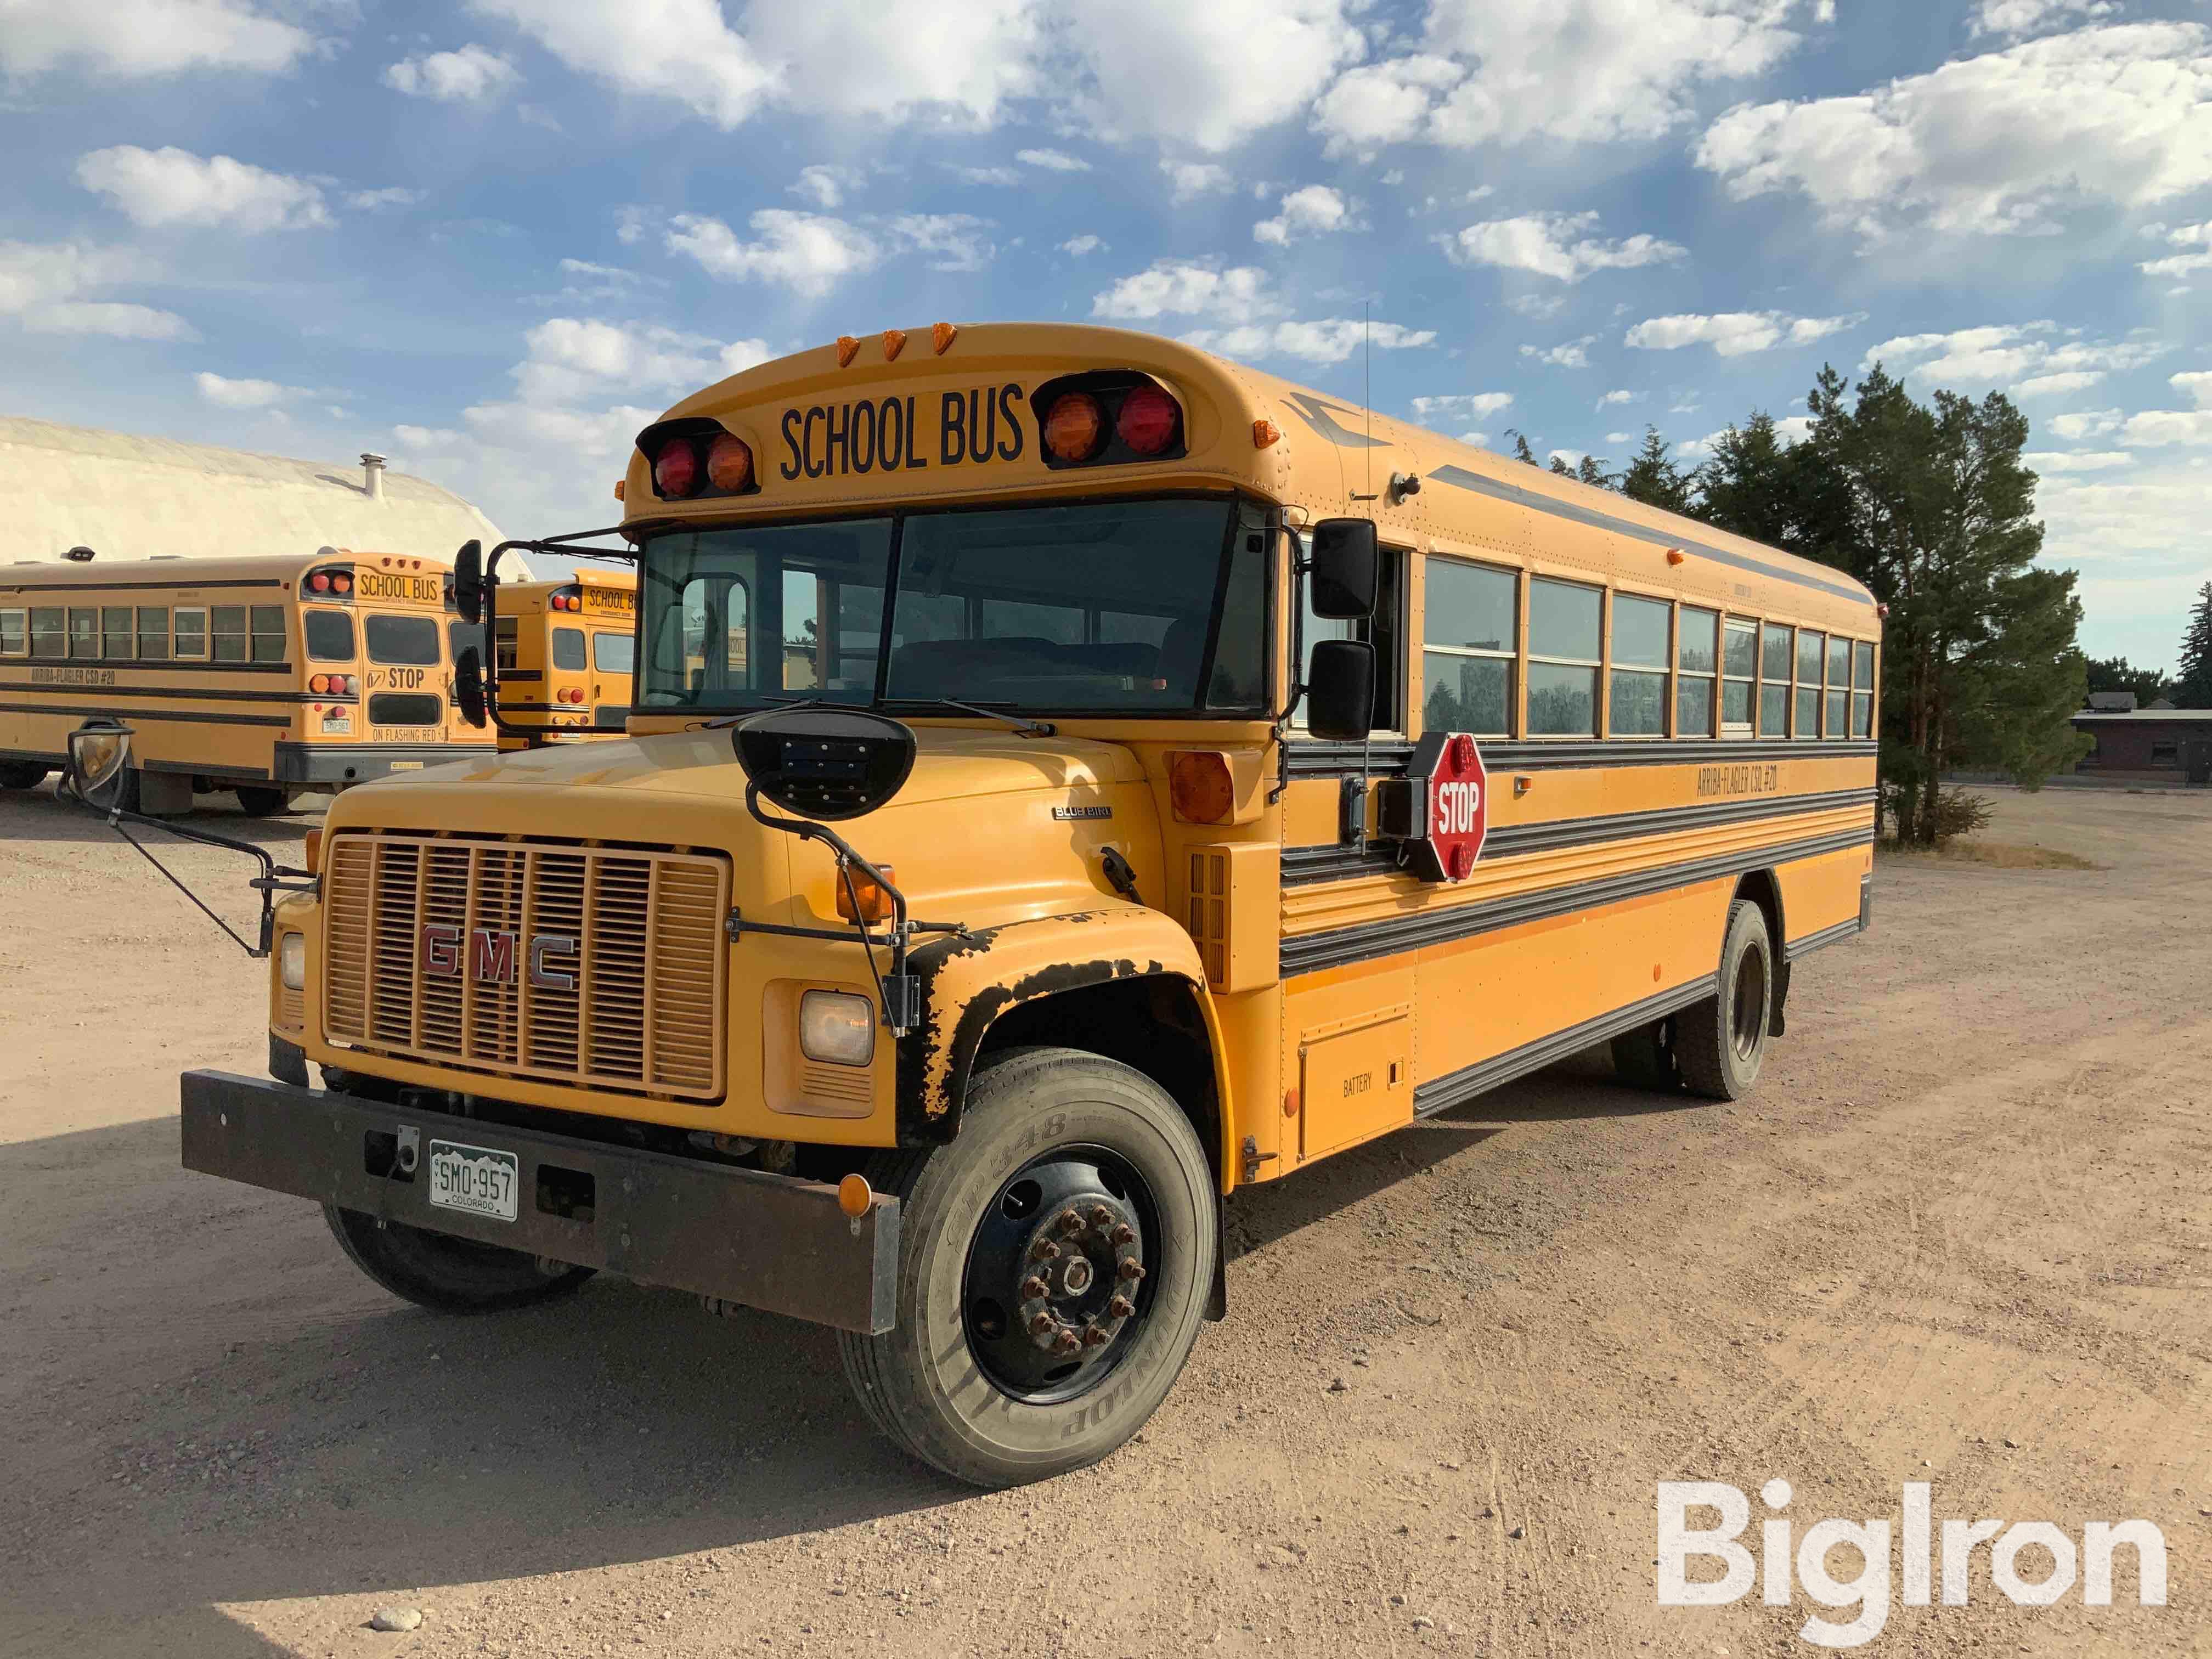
[324,1205,595,1312]
[1677,898,1774,1101]
[838,1046,1216,1488]
[0,761,48,790]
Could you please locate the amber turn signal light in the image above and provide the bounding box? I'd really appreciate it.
[1168,751,1235,825]
[838,1173,873,1218]
[836,862,897,924]
[302,828,323,874]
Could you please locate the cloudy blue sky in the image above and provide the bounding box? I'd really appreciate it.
[5,0,2210,669]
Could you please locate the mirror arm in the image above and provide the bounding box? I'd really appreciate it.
[83,800,312,960]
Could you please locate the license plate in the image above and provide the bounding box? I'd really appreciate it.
[426,1140,520,1222]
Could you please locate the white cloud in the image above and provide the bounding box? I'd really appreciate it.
[1626,311,1860,356]
[2169,370,2212,408]
[1549,449,1587,468]
[1599,388,1636,405]
[2050,408,2123,440]
[1092,261,1274,324]
[2023,449,2133,472]
[471,0,778,128]
[1458,431,1489,446]
[1182,319,1436,365]
[461,399,665,461]
[1017,148,1091,172]
[510,318,771,404]
[1521,336,1598,368]
[194,370,301,409]
[0,240,198,341]
[1696,24,2212,239]
[888,213,996,273]
[392,425,464,450]
[1064,0,1363,153]
[75,146,330,232]
[1059,234,1106,257]
[1160,160,1234,202]
[788,165,860,209]
[346,188,422,211]
[1860,322,2162,395]
[383,44,520,101]
[1441,211,1685,283]
[2140,221,2212,281]
[665,210,881,295]
[948,165,1022,187]
[1507,292,1565,321]
[1970,0,2111,41]
[0,0,315,78]
[1605,431,1634,445]
[1312,0,1811,153]
[1254,184,1351,246]
[2117,409,2212,446]
[1410,392,1513,421]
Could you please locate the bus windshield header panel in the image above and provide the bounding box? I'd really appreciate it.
[638,496,1265,717]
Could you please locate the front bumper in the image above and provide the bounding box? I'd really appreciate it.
[273,743,496,786]
[179,1070,899,1333]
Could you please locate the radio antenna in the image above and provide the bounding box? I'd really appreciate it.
[1364,299,1373,501]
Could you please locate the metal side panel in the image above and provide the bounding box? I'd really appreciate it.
[178,1069,899,1333]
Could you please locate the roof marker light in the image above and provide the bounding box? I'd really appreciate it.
[882,328,907,362]
[1253,419,1281,449]
[836,335,860,368]
[931,321,957,355]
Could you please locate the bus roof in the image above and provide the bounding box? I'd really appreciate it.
[619,322,1878,628]
[0,549,452,594]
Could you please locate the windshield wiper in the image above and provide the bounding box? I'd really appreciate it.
[879,698,1056,738]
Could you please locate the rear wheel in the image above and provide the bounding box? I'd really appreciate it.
[1677,898,1773,1101]
[0,762,48,790]
[837,1046,1216,1488]
[324,1205,595,1312]
[234,785,296,816]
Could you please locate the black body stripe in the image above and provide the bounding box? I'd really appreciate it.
[1283,737,1876,780]
[1283,787,1878,887]
[0,578,288,594]
[1424,464,1875,607]
[0,680,341,705]
[1412,978,1718,1119]
[1281,825,1873,978]
[1784,918,1864,963]
[0,658,295,676]
[0,701,292,728]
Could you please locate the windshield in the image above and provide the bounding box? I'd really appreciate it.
[639,498,1264,715]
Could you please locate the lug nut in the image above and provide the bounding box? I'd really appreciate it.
[1088,1205,1114,1227]
[1118,1259,1146,1283]
[1109,1294,1135,1319]
[1028,1311,1054,1335]
[1030,1240,1060,1262]
[1110,1223,1136,1246]
[1057,1209,1085,1235]
[1020,1276,1049,1300]
[1082,1325,1110,1348]
[1052,1329,1081,1356]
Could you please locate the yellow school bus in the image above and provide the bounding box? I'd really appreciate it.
[167,323,1878,1486]
[484,567,636,741]
[1,551,494,813]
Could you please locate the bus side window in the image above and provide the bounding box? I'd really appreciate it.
[495,617,518,672]
[211,606,248,663]
[68,607,99,659]
[173,607,208,659]
[30,608,64,659]
[0,608,25,656]
[102,606,133,659]
[250,606,287,664]
[137,607,170,661]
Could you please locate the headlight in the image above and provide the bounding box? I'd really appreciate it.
[279,933,306,991]
[799,990,875,1066]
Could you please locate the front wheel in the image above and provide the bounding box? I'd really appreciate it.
[838,1047,1217,1488]
[1677,898,1774,1101]
[0,761,49,790]
[234,785,296,816]
[324,1205,595,1312]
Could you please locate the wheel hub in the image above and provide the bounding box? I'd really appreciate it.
[962,1152,1154,1401]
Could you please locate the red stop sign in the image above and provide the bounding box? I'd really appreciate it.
[1413,730,1487,882]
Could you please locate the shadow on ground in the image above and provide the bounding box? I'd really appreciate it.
[0,781,321,847]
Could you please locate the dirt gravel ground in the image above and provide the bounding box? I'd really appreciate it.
[2,780,2208,1658]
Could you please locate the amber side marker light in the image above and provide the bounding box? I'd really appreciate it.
[1253,419,1281,449]
[613,478,626,502]
[302,828,323,875]
[836,863,898,924]
[1168,751,1235,825]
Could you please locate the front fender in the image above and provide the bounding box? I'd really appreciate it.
[894,907,1227,1152]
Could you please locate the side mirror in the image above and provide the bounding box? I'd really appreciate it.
[1305,640,1376,742]
[454,646,487,729]
[66,719,134,809]
[732,707,917,821]
[1308,518,1379,619]
[453,539,483,625]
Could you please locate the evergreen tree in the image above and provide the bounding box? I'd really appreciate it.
[1575,453,1612,488]
[1617,427,1695,514]
[1693,409,1847,556]
[1797,364,2088,835]
[2084,656,2171,704]
[1548,452,1572,476]
[1505,429,1539,466]
[2176,583,2212,707]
